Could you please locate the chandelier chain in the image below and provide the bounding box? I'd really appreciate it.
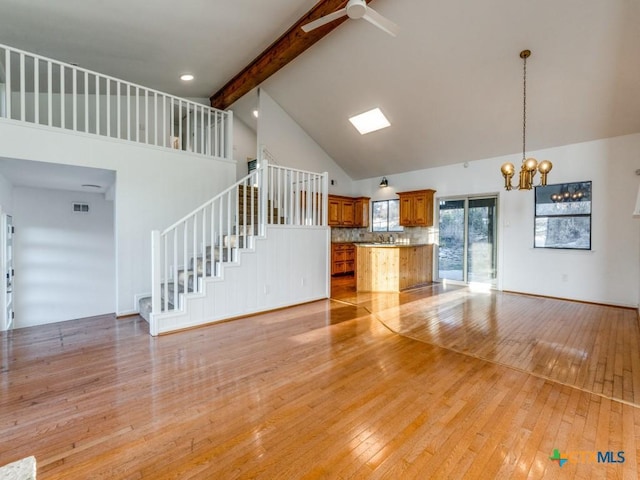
[522,53,527,162]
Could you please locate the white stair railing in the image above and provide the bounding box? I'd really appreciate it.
[0,43,232,159]
[150,160,328,332]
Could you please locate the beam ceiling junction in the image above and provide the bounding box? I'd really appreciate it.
[210,0,373,110]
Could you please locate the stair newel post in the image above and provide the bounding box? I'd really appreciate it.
[322,172,329,226]
[260,156,269,237]
[150,230,161,336]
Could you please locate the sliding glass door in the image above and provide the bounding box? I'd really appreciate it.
[438,196,497,285]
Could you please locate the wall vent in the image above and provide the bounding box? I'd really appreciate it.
[72,202,90,214]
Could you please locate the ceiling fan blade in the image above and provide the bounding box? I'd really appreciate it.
[301,8,348,33]
[362,8,398,37]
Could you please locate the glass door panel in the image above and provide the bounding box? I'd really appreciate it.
[438,196,498,285]
[438,200,465,281]
[467,198,497,284]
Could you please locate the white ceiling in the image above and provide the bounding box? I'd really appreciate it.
[0,158,115,194]
[1,0,639,180]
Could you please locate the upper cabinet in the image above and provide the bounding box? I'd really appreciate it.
[397,189,436,227]
[353,197,370,228]
[328,195,370,227]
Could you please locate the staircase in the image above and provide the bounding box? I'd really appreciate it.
[144,158,329,335]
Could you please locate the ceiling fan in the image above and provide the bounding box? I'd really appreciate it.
[301,0,398,37]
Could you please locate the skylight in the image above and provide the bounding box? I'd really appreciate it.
[348,108,391,135]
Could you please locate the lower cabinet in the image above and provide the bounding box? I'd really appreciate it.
[331,243,356,275]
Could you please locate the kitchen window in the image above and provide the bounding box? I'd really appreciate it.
[372,199,403,232]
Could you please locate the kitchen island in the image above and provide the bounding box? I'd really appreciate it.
[355,243,434,292]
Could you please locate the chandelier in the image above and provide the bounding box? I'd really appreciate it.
[500,50,552,190]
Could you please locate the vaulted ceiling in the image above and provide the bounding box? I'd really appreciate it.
[1,0,639,180]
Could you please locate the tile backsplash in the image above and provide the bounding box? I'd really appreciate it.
[331,227,435,244]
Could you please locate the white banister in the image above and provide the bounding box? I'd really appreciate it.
[0,42,232,159]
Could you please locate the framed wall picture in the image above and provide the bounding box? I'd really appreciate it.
[534,181,592,250]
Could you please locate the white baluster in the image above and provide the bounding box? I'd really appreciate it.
[84,70,89,132]
[200,107,205,155]
[163,232,168,312]
[173,229,178,308]
[4,49,11,119]
[34,58,39,124]
[154,92,158,146]
[135,87,139,143]
[126,84,131,141]
[178,99,182,150]
[201,207,206,280]
[59,64,65,128]
[106,80,111,137]
[47,61,52,126]
[162,95,167,148]
[95,75,100,135]
[214,112,219,156]
[19,53,25,121]
[72,66,77,131]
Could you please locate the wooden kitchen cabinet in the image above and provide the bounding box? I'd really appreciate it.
[353,197,370,228]
[328,195,369,227]
[331,243,356,275]
[397,189,435,227]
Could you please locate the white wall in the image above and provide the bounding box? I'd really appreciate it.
[257,89,354,195]
[153,225,329,335]
[233,116,257,180]
[354,133,640,307]
[0,119,237,315]
[12,187,115,327]
[0,171,13,213]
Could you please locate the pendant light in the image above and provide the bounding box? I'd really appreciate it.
[500,50,552,190]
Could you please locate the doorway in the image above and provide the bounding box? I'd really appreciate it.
[438,196,498,286]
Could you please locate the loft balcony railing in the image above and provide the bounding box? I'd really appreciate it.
[0,43,232,159]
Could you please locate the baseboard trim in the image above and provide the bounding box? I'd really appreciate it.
[502,290,637,311]
[156,297,330,336]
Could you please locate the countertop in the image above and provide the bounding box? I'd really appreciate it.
[354,243,432,248]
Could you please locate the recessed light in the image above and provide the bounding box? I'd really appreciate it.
[349,107,390,135]
[180,74,194,81]
[252,110,259,118]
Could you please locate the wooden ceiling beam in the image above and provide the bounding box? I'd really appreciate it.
[209,0,372,110]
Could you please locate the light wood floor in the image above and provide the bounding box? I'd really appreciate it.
[0,277,638,479]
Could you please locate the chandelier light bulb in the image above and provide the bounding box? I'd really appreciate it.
[538,160,552,173]
[501,163,515,175]
[524,158,538,172]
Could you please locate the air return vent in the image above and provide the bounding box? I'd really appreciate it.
[72,202,90,214]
